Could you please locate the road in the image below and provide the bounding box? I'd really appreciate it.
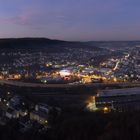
[0,80,140,89]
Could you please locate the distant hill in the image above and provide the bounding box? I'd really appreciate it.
[0,38,69,48]
[0,38,102,52]
[87,41,140,49]
[0,38,139,50]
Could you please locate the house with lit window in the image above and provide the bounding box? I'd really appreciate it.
[30,103,61,125]
[30,111,48,125]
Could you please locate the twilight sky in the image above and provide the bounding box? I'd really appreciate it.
[0,0,140,41]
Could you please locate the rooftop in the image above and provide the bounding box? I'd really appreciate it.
[97,87,140,97]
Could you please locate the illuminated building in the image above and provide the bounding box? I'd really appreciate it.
[59,69,71,77]
[30,104,50,125]
[86,96,98,111]
[30,111,48,125]
[95,87,140,112]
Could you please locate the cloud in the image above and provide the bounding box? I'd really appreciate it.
[6,16,32,25]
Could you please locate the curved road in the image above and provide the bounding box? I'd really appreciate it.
[0,80,140,88]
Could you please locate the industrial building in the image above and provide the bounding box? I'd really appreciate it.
[95,87,140,112]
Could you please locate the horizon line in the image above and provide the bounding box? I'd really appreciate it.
[0,37,140,42]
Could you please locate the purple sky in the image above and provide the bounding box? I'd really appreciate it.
[0,0,140,41]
